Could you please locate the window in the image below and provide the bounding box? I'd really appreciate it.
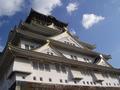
[47,52,54,55]
[22,76,25,79]
[72,43,75,46]
[55,64,67,73]
[51,52,54,55]
[94,82,96,85]
[106,83,108,86]
[47,52,50,55]
[40,77,43,81]
[64,41,67,44]
[81,70,90,76]
[30,45,34,49]
[25,44,29,50]
[74,81,77,84]
[90,82,93,85]
[83,81,85,84]
[25,44,35,50]
[33,62,51,72]
[66,42,69,44]
[33,62,38,70]
[49,78,52,82]
[33,76,36,80]
[70,55,73,59]
[114,83,116,86]
[87,58,89,62]
[74,56,78,60]
[83,58,86,60]
[102,73,109,78]
[60,79,62,83]
[71,55,78,60]
[64,41,76,46]
[39,63,44,70]
[65,80,68,83]
[61,65,66,73]
[44,64,50,71]
[109,83,111,86]
[84,58,90,62]
[87,81,89,85]
[55,64,60,72]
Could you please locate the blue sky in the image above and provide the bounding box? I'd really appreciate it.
[0,0,120,68]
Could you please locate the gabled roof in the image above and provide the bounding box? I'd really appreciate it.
[50,39,111,60]
[50,31,96,50]
[33,42,65,57]
[68,31,96,50]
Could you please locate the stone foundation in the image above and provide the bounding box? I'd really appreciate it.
[10,81,120,90]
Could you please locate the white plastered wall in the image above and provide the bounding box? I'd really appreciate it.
[12,58,120,87]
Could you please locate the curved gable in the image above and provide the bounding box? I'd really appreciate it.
[33,43,63,57]
[50,31,84,48]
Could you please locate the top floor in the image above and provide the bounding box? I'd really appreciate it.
[25,9,68,32]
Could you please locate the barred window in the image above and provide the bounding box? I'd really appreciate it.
[30,45,34,49]
[44,64,50,71]
[49,78,52,82]
[65,80,68,83]
[39,63,44,70]
[60,79,63,83]
[83,81,85,84]
[40,77,43,81]
[47,52,54,55]
[33,62,38,70]
[74,56,78,60]
[70,55,73,59]
[55,64,60,72]
[33,76,36,80]
[25,44,29,50]
[71,55,78,60]
[61,65,66,73]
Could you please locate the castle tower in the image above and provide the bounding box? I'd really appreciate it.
[0,9,120,90]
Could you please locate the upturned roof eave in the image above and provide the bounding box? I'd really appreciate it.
[49,39,111,60]
[67,31,96,50]
[12,29,111,60]
[7,45,120,74]
[22,22,63,36]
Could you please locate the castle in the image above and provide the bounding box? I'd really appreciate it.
[0,9,120,90]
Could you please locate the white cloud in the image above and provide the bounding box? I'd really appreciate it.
[32,0,62,15]
[82,14,105,29]
[66,2,78,14]
[0,0,62,16]
[0,0,25,16]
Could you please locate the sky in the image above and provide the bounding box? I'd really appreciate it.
[0,0,120,68]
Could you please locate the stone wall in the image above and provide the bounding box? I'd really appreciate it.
[17,82,120,90]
